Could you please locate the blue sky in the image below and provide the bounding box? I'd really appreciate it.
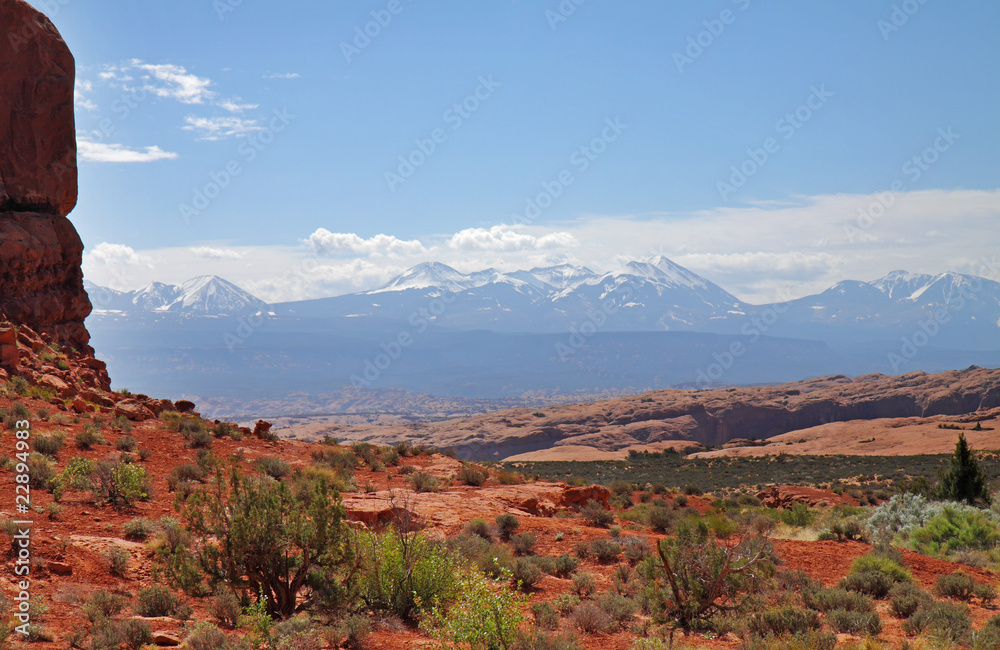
[36,0,1000,303]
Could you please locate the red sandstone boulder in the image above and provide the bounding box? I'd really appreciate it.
[115,399,155,422]
[0,0,77,216]
[561,485,611,509]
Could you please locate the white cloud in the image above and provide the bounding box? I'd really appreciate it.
[131,60,214,104]
[217,98,259,113]
[77,137,178,163]
[84,243,155,270]
[448,225,577,251]
[75,80,97,111]
[189,246,245,260]
[182,115,262,141]
[308,229,427,257]
[263,72,301,79]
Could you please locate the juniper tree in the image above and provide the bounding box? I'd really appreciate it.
[939,433,991,506]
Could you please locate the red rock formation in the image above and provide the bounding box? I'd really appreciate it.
[0,0,96,360]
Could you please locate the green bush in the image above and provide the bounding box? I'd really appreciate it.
[598,593,636,628]
[902,601,972,643]
[512,531,537,556]
[889,581,932,618]
[115,436,137,452]
[939,433,991,505]
[421,566,526,650]
[449,533,515,579]
[777,503,815,527]
[464,518,492,540]
[357,528,458,620]
[180,467,353,617]
[93,461,150,507]
[76,424,107,449]
[496,513,520,540]
[647,504,675,533]
[826,608,881,635]
[748,606,821,636]
[909,505,1000,557]
[122,517,156,540]
[511,558,543,591]
[802,586,874,613]
[839,571,894,598]
[254,456,291,479]
[135,585,179,617]
[208,589,242,628]
[188,429,213,449]
[104,547,130,576]
[554,554,580,578]
[572,572,597,598]
[82,589,125,622]
[185,622,236,650]
[531,601,560,630]
[26,452,55,489]
[457,463,489,486]
[119,619,152,650]
[32,431,64,456]
[333,614,371,650]
[580,499,614,527]
[589,538,622,564]
[934,571,974,600]
[409,471,440,493]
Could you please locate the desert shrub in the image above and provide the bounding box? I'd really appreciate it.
[357,528,459,620]
[122,517,156,540]
[496,513,520,540]
[118,619,152,650]
[32,431,64,457]
[333,614,371,649]
[889,581,933,619]
[311,447,358,474]
[589,538,622,564]
[531,601,560,630]
[777,503,815,528]
[170,463,207,485]
[92,461,150,507]
[829,517,869,542]
[179,467,353,617]
[866,493,945,542]
[420,566,526,650]
[271,615,325,649]
[839,553,912,598]
[46,502,64,519]
[570,601,613,634]
[104,546,130,576]
[254,456,291,480]
[111,414,133,432]
[135,585,179,617]
[511,558,543,591]
[26,452,55,489]
[936,571,979,600]
[554,593,581,615]
[409,471,440,493]
[580,500,614,528]
[138,448,152,461]
[76,424,107,449]
[909,505,1000,557]
[647,504,675,533]
[704,512,739,539]
[598,592,636,628]
[748,606,821,636]
[573,572,598,598]
[554,554,580,577]
[208,589,242,628]
[494,469,526,485]
[514,629,584,650]
[188,428,213,449]
[212,422,234,438]
[802,586,874,613]
[649,518,774,632]
[82,589,124,622]
[512,531,537,556]
[457,463,489,486]
[185,622,236,650]
[902,600,972,643]
[826,608,882,635]
[114,436,137,452]
[621,535,652,565]
[464,518,493,540]
[682,484,703,496]
[449,533,515,579]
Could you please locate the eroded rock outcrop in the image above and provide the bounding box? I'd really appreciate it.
[0,0,96,361]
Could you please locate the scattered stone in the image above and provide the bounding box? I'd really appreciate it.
[151,631,182,646]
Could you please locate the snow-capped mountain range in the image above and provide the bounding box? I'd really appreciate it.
[84,258,1000,350]
[85,276,268,315]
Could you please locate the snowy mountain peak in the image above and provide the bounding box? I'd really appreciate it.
[371,262,469,293]
[871,270,935,300]
[85,276,267,314]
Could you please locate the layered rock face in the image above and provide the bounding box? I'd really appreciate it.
[0,0,94,354]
